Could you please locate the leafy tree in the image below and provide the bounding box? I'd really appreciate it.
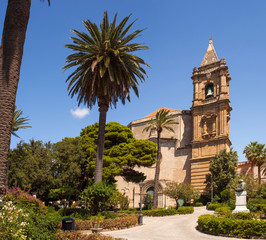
[82,181,116,215]
[163,182,200,208]
[52,137,89,196]
[11,106,31,138]
[143,109,178,209]
[8,122,156,201]
[63,12,149,183]
[8,140,55,202]
[243,141,266,184]
[0,0,50,196]
[206,149,238,198]
[79,122,157,183]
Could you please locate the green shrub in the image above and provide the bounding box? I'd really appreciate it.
[143,208,177,216]
[143,194,153,210]
[198,214,266,238]
[177,206,194,214]
[102,211,119,219]
[58,207,90,219]
[26,214,61,240]
[206,202,223,210]
[82,182,116,215]
[231,212,254,220]
[194,202,203,207]
[141,206,194,216]
[55,231,124,240]
[215,207,231,216]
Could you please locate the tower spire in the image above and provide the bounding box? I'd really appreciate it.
[200,38,219,67]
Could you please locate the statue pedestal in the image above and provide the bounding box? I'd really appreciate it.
[232,190,249,213]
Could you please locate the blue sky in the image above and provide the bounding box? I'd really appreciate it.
[1,0,266,162]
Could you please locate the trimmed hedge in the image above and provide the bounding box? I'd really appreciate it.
[198,214,266,238]
[177,206,194,214]
[118,206,194,217]
[55,232,124,240]
[58,215,138,231]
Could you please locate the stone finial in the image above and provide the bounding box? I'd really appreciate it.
[200,38,219,67]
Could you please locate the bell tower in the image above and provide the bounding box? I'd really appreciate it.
[190,38,232,191]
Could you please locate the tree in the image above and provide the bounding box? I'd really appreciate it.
[8,122,156,201]
[206,149,238,198]
[243,141,266,184]
[164,182,199,208]
[63,12,149,183]
[143,109,178,209]
[8,139,55,202]
[11,106,31,138]
[79,122,156,183]
[0,0,50,196]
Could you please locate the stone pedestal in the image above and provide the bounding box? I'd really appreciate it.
[232,190,249,213]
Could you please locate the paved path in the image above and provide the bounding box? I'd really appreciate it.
[103,207,240,240]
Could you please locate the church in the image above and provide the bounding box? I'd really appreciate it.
[116,38,232,208]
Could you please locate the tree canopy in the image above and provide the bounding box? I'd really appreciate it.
[206,149,238,198]
[163,182,199,207]
[8,122,156,201]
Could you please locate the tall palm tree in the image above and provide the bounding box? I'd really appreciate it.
[0,0,49,195]
[243,141,266,184]
[12,106,31,138]
[63,12,149,183]
[143,109,178,209]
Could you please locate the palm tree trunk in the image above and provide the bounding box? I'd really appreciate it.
[258,164,261,185]
[152,130,161,209]
[0,0,31,196]
[95,98,109,183]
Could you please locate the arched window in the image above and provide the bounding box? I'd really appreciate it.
[205,83,214,99]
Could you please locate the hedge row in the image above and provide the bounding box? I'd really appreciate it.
[55,232,124,240]
[119,206,194,217]
[58,215,138,231]
[197,214,266,238]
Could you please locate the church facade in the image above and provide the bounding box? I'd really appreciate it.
[116,38,232,208]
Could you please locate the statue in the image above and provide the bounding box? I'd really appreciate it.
[232,179,249,213]
[234,179,246,192]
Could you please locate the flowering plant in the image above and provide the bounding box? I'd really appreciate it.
[0,200,30,240]
[4,186,47,215]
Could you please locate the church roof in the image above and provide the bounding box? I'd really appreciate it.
[142,107,177,119]
[200,38,219,67]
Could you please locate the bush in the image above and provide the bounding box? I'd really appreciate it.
[207,202,235,211]
[4,187,47,215]
[102,211,119,219]
[194,202,203,207]
[141,206,194,216]
[58,215,138,231]
[58,207,90,219]
[215,207,231,216]
[26,214,61,240]
[82,182,116,215]
[55,232,124,240]
[0,201,29,240]
[177,206,194,214]
[198,214,266,238]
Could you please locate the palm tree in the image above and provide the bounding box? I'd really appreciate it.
[11,106,31,138]
[63,12,149,183]
[143,109,178,209]
[243,141,266,184]
[0,0,49,196]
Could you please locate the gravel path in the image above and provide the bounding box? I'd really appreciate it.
[103,207,241,240]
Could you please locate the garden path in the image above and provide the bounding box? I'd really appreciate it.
[102,207,241,240]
